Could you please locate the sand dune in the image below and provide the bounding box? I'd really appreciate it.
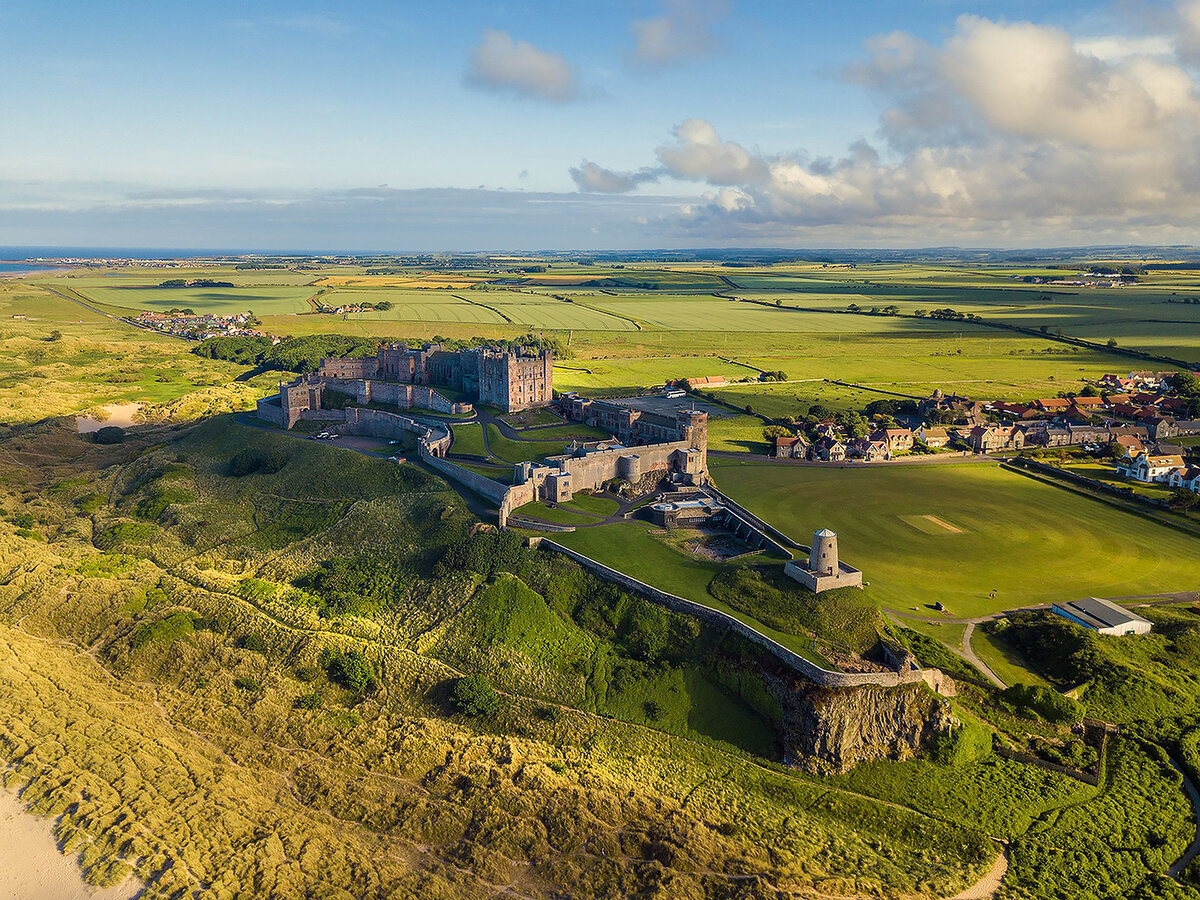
[0,787,141,900]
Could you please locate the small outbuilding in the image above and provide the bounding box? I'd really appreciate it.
[1052,597,1152,636]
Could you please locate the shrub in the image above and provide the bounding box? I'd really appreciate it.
[294,691,322,709]
[325,650,376,694]
[94,426,126,444]
[234,676,260,692]
[1001,684,1082,724]
[450,674,500,717]
[238,634,266,653]
[930,721,993,766]
[130,611,196,650]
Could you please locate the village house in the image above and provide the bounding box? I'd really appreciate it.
[1033,398,1071,415]
[1118,450,1187,484]
[1113,434,1146,455]
[1028,424,1071,447]
[967,424,1026,454]
[916,425,949,448]
[850,438,891,462]
[813,422,841,442]
[813,438,847,462]
[773,435,809,459]
[872,427,913,454]
[1168,467,1200,494]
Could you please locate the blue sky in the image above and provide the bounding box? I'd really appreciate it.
[2,0,1198,249]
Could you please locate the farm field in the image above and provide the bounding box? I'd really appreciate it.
[67,283,317,316]
[709,459,1200,618]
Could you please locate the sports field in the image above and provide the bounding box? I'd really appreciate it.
[710,459,1200,618]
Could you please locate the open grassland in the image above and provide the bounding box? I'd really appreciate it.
[0,282,265,423]
[711,459,1200,618]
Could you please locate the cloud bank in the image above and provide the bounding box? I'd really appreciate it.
[465,30,578,103]
[579,6,1200,243]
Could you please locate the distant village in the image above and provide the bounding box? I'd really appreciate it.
[756,370,1200,495]
[134,310,272,341]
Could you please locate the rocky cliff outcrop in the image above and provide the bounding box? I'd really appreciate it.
[773,674,954,773]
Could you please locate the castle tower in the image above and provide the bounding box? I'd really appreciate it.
[810,528,838,576]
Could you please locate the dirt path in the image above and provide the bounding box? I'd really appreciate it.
[947,845,1008,900]
[1168,754,1200,878]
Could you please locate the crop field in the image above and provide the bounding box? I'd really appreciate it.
[710,459,1200,618]
[71,283,317,316]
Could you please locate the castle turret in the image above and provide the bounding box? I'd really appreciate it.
[810,528,838,576]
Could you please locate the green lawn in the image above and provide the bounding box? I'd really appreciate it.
[484,424,571,464]
[513,502,598,526]
[711,459,1200,618]
[449,422,488,457]
[559,493,620,516]
[969,628,1050,689]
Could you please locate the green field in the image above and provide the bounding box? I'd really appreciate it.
[711,460,1200,618]
[70,283,318,316]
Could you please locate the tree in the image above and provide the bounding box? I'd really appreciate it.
[46,329,62,342]
[1106,338,1118,349]
[1175,372,1200,398]
[450,674,500,717]
[762,424,791,442]
[837,410,870,439]
[375,300,394,311]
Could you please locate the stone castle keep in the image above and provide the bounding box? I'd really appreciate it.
[318,343,553,412]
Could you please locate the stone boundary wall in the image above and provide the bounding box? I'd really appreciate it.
[537,539,932,689]
[994,744,1100,786]
[342,407,450,448]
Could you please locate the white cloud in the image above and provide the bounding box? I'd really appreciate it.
[655,118,768,184]
[465,30,578,103]
[629,0,725,68]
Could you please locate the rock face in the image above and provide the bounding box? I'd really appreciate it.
[773,675,954,773]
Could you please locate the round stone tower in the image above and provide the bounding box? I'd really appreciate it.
[810,528,838,576]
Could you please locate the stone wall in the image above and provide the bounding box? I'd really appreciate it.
[422,451,511,504]
[255,396,285,427]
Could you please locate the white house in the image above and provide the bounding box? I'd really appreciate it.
[1168,466,1200,494]
[1119,451,1186,484]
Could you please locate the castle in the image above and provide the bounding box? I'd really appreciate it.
[318,343,553,412]
[508,407,708,509]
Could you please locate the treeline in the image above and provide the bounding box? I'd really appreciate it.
[160,279,235,288]
[192,330,571,374]
[192,334,378,372]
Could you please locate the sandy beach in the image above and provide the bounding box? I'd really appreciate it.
[0,787,141,900]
